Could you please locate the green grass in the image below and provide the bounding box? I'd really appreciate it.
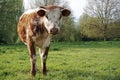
[0,41,120,80]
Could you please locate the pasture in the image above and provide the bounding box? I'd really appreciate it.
[0,41,120,80]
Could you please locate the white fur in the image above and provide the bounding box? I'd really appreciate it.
[33,55,36,60]
[32,31,51,49]
[47,8,61,27]
[30,54,36,64]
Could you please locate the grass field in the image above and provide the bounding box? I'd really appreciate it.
[0,41,120,80]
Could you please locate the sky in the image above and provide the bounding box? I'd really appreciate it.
[66,0,88,21]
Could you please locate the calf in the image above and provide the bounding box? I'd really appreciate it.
[17,5,70,76]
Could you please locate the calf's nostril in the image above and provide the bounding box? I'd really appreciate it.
[50,29,54,33]
[54,29,58,32]
[50,28,59,35]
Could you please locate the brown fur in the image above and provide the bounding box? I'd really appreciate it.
[17,11,47,43]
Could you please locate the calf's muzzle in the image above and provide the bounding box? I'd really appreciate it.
[50,27,59,35]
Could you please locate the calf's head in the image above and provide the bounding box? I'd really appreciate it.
[37,5,71,35]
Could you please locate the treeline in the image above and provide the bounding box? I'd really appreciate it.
[0,0,22,44]
[79,0,120,41]
[0,0,120,44]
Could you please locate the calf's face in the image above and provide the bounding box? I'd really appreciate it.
[37,6,71,35]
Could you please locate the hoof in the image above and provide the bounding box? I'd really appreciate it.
[42,70,47,76]
[30,70,36,76]
[43,72,47,76]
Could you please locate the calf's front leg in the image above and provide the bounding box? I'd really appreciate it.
[27,38,36,76]
[39,46,49,75]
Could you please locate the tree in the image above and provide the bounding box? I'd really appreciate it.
[23,0,60,11]
[79,13,103,40]
[44,0,59,5]
[0,0,22,44]
[84,0,120,41]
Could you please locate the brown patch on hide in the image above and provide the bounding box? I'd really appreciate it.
[18,12,38,42]
[35,23,48,34]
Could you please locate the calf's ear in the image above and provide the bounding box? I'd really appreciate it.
[37,9,46,17]
[62,9,71,16]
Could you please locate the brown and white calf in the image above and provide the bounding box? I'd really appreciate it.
[17,5,70,76]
